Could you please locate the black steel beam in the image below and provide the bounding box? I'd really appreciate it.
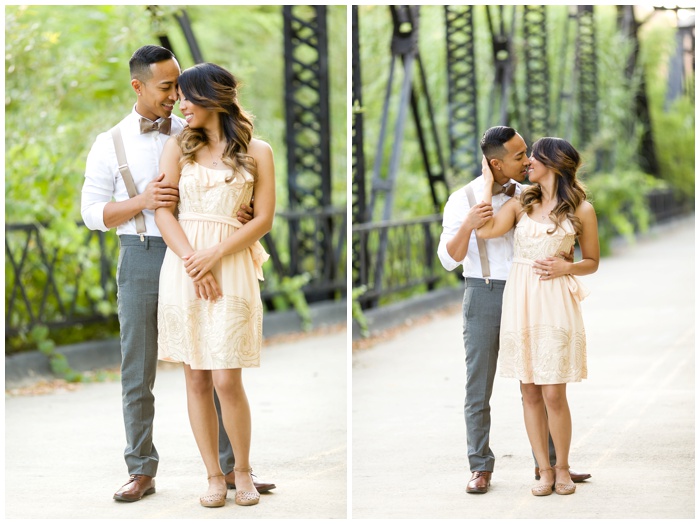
[283,6,334,289]
[575,6,598,147]
[523,5,550,145]
[444,6,480,179]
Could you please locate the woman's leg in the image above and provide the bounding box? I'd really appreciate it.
[521,382,554,489]
[541,384,574,487]
[183,365,226,493]
[212,368,256,495]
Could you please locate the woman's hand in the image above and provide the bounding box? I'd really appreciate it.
[193,271,222,301]
[481,155,494,186]
[183,246,222,282]
[532,256,571,281]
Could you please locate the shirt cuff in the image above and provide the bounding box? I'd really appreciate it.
[81,201,109,232]
[437,240,461,272]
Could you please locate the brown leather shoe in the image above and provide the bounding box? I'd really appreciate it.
[113,474,156,502]
[535,467,591,483]
[224,471,276,493]
[466,471,491,494]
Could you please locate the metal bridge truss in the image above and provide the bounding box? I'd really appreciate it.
[364,5,449,304]
[368,5,449,223]
[351,6,368,287]
[444,6,480,179]
[575,6,599,147]
[523,6,550,145]
[484,6,519,128]
[616,5,660,175]
[282,6,341,300]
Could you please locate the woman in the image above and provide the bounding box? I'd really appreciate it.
[155,63,275,508]
[476,137,599,496]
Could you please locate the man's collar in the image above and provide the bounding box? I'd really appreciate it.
[131,104,166,123]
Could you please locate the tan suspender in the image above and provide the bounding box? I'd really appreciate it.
[464,184,491,283]
[111,126,146,239]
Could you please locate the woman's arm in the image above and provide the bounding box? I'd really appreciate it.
[569,201,600,276]
[184,138,276,281]
[474,156,520,239]
[154,137,194,258]
[532,200,600,279]
[155,137,221,300]
[476,198,520,239]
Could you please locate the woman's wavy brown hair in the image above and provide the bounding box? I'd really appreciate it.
[176,62,256,182]
[521,137,587,236]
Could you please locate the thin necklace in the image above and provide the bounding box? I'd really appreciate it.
[206,144,221,167]
[541,200,557,220]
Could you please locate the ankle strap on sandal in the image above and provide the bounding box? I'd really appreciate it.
[233,467,253,473]
[207,473,225,479]
[554,465,570,470]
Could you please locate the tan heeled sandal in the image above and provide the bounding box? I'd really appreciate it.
[531,467,555,496]
[554,465,576,495]
[200,473,227,508]
[233,467,260,506]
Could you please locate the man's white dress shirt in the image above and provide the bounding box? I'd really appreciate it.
[81,106,186,236]
[437,175,522,280]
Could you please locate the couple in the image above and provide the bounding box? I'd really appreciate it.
[81,45,275,508]
[438,126,600,496]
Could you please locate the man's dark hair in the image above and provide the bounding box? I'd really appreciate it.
[480,126,517,160]
[129,45,176,81]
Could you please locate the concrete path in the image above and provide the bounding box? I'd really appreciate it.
[5,328,347,520]
[352,217,695,519]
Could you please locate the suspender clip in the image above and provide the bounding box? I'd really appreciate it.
[139,233,145,242]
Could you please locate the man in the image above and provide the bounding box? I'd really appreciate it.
[437,126,590,494]
[81,45,274,502]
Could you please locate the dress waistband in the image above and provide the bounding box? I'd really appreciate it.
[177,212,270,281]
[513,257,589,302]
[178,212,243,228]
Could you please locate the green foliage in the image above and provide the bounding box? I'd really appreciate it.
[5,6,147,352]
[30,325,83,382]
[352,285,369,338]
[651,96,695,199]
[5,5,154,223]
[637,11,694,199]
[586,19,641,172]
[5,224,120,354]
[585,170,666,256]
[270,273,313,331]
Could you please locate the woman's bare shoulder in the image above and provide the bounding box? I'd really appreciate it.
[247,138,273,158]
[575,199,596,218]
[162,135,182,155]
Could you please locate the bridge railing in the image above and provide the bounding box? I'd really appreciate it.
[352,214,456,308]
[5,208,346,340]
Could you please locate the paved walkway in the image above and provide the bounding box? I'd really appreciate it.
[5,328,347,520]
[352,217,695,519]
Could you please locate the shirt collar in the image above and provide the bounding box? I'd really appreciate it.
[131,104,168,124]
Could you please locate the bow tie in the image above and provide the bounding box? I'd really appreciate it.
[493,182,516,197]
[139,117,171,135]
